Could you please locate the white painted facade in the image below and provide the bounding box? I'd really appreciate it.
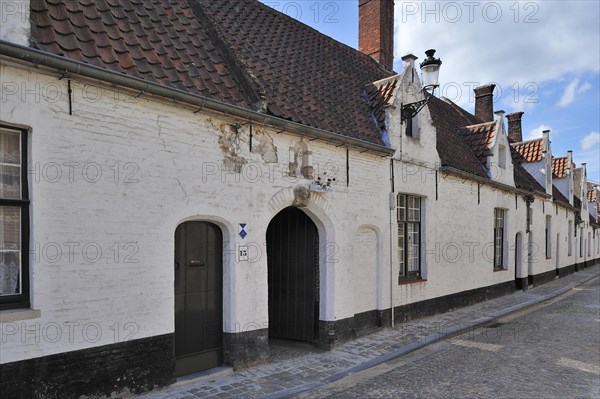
[1,8,598,374]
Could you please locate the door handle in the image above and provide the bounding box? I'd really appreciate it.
[189,260,205,267]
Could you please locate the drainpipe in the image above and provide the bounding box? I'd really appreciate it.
[389,158,395,327]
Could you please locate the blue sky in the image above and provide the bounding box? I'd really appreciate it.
[259,1,600,182]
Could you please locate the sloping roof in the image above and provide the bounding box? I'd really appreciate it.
[460,122,496,166]
[511,139,544,163]
[552,185,570,207]
[193,0,391,144]
[427,96,546,194]
[364,75,401,132]
[30,0,259,109]
[511,147,545,192]
[552,157,571,178]
[29,0,392,145]
[427,96,489,178]
[588,183,597,202]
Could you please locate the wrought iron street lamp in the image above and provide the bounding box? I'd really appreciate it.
[401,49,442,122]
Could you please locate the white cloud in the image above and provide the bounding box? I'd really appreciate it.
[556,79,591,108]
[578,81,592,94]
[395,1,600,110]
[580,131,600,151]
[557,79,579,108]
[525,124,552,141]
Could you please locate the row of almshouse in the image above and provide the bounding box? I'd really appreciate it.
[1,0,599,397]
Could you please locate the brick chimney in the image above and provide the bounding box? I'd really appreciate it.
[474,84,496,122]
[506,111,524,143]
[359,0,394,71]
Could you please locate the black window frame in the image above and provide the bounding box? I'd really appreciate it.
[397,194,422,282]
[493,208,505,271]
[0,125,30,310]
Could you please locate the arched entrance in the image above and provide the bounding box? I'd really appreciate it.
[174,221,223,376]
[267,207,319,343]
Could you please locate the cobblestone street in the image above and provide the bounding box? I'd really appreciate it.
[135,266,599,399]
[298,276,600,399]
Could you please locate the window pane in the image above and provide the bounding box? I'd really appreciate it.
[397,195,406,222]
[407,223,419,272]
[398,224,405,275]
[0,128,21,200]
[0,206,21,296]
[408,196,421,221]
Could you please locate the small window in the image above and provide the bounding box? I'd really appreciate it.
[0,126,30,310]
[545,216,552,259]
[498,145,506,169]
[494,209,506,270]
[567,221,573,256]
[398,194,422,281]
[405,117,420,139]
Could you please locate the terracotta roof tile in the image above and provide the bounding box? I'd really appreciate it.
[30,0,392,145]
[460,122,496,166]
[31,0,261,110]
[427,96,489,178]
[552,156,575,179]
[364,75,401,132]
[588,183,597,202]
[196,0,391,144]
[510,139,544,163]
[511,147,545,192]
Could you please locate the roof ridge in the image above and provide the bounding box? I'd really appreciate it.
[371,73,403,86]
[463,121,496,129]
[248,0,395,75]
[511,137,543,146]
[440,96,483,124]
[187,0,264,111]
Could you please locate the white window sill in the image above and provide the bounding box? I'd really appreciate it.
[0,308,41,323]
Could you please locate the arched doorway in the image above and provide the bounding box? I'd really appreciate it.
[174,221,223,376]
[267,207,319,343]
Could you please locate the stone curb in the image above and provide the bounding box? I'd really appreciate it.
[264,270,600,399]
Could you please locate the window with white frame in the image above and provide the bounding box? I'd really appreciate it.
[545,216,552,259]
[397,194,422,281]
[0,126,30,310]
[494,209,506,270]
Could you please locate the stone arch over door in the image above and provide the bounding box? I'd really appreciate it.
[352,225,382,334]
[266,187,337,347]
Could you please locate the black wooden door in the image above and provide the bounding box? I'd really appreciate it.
[174,221,223,376]
[267,207,319,342]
